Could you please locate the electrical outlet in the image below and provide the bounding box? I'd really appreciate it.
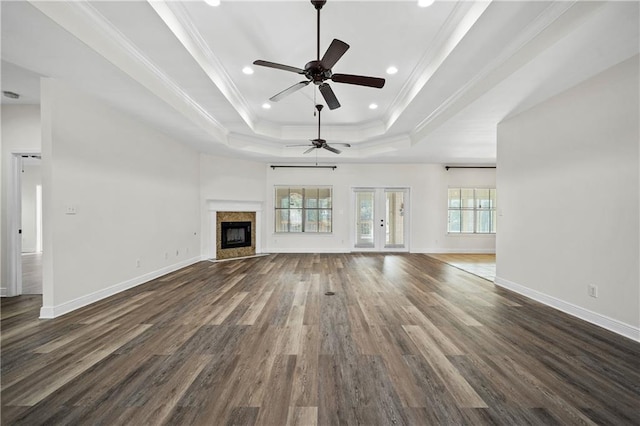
[165,252,169,260]
[176,249,179,256]
[136,259,141,268]
[588,284,598,298]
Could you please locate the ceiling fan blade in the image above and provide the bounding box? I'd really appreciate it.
[303,147,316,154]
[330,143,351,147]
[320,39,349,70]
[331,73,386,88]
[319,83,341,110]
[287,144,313,147]
[270,81,311,102]
[253,60,305,74]
[323,145,341,154]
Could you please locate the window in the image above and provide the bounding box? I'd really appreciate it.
[448,188,496,233]
[275,186,332,233]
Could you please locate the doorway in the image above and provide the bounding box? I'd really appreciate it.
[6,153,43,297]
[353,188,409,251]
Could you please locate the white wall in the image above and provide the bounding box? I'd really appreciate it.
[496,56,639,340]
[40,78,201,317]
[199,154,267,257]
[21,162,42,253]
[262,163,496,253]
[1,104,41,296]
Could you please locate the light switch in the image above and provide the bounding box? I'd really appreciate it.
[65,205,77,215]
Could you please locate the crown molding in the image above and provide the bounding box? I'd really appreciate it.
[227,131,411,159]
[146,0,407,143]
[385,0,490,131]
[149,1,255,130]
[412,1,597,142]
[28,0,229,145]
[253,119,387,143]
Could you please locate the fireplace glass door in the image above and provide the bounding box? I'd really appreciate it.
[354,188,408,251]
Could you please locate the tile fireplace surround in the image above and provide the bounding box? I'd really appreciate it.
[216,211,255,259]
[206,200,263,260]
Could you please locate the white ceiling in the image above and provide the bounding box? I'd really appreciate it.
[2,0,638,164]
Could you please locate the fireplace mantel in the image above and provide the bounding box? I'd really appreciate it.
[205,200,263,260]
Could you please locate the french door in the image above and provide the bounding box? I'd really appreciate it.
[353,188,409,251]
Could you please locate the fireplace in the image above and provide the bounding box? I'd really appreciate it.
[211,201,262,260]
[221,221,251,249]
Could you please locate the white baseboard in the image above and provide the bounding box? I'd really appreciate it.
[494,276,640,343]
[266,248,349,254]
[412,248,496,254]
[39,256,202,319]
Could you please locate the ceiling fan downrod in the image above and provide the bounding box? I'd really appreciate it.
[311,1,326,60]
[316,104,323,140]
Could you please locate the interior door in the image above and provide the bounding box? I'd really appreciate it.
[354,188,409,251]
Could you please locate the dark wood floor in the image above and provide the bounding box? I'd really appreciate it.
[21,252,43,295]
[2,253,639,425]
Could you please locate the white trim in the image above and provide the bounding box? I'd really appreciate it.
[351,187,411,253]
[150,1,254,130]
[29,1,228,145]
[494,276,640,343]
[39,256,201,319]
[268,248,349,254]
[411,248,496,254]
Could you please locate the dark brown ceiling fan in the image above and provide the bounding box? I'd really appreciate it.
[253,0,385,110]
[288,104,351,154]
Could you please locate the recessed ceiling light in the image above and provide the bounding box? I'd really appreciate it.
[204,0,221,6]
[369,103,378,110]
[418,0,435,7]
[262,103,271,109]
[242,66,254,75]
[386,66,398,75]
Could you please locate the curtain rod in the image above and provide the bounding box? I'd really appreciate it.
[270,165,337,170]
[445,166,496,170]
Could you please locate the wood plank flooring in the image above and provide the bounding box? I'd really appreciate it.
[427,253,496,282]
[21,252,43,295]
[2,253,639,425]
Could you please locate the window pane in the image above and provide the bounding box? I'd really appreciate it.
[356,191,374,246]
[276,188,290,209]
[289,208,302,232]
[461,189,475,208]
[305,187,318,208]
[275,186,332,234]
[461,210,474,233]
[318,209,332,232]
[448,209,460,233]
[386,191,404,246]
[490,189,497,209]
[289,188,303,208]
[275,209,289,232]
[318,188,332,208]
[448,189,461,208]
[476,210,492,233]
[476,189,490,209]
[305,209,318,232]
